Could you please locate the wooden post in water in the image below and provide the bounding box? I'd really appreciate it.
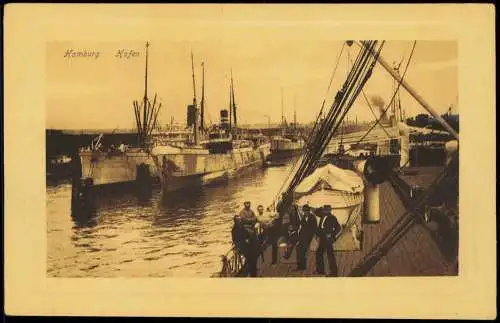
[71,177,95,216]
[136,163,152,201]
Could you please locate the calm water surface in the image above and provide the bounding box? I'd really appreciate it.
[47,161,296,277]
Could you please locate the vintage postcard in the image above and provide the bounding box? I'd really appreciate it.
[4,3,496,319]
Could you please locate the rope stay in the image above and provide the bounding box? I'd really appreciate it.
[271,41,385,213]
[348,152,458,277]
[342,41,417,156]
[269,42,348,209]
[347,49,392,140]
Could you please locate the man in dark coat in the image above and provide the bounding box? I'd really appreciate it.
[231,215,246,254]
[296,204,318,271]
[283,204,300,260]
[315,205,342,276]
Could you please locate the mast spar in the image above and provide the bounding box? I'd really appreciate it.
[352,40,459,139]
[294,93,297,129]
[281,88,284,126]
[200,61,205,132]
[191,51,197,108]
[228,80,232,130]
[231,69,237,128]
[191,51,199,145]
[142,42,150,145]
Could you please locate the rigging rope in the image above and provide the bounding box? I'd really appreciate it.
[346,49,392,140]
[295,42,381,179]
[269,42,348,209]
[348,151,458,276]
[272,41,385,212]
[343,41,417,155]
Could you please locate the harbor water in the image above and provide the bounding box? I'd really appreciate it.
[47,160,297,277]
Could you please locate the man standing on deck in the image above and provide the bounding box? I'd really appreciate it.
[231,215,245,254]
[256,205,280,265]
[315,205,342,277]
[283,204,300,260]
[239,201,259,277]
[256,204,267,263]
[296,204,318,271]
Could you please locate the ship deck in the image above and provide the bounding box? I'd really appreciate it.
[256,166,458,277]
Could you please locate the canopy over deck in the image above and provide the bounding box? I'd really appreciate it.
[295,164,364,195]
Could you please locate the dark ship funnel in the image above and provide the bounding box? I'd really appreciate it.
[187,104,196,128]
[220,109,230,130]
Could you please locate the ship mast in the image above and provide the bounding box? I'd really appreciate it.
[392,61,403,125]
[191,51,199,145]
[200,61,205,133]
[132,41,161,148]
[231,69,237,129]
[281,88,285,128]
[143,42,149,142]
[293,93,297,130]
[228,82,232,130]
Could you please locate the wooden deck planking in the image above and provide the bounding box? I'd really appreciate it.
[377,184,407,276]
[400,166,443,188]
[257,166,456,277]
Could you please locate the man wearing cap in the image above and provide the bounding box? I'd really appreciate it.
[296,204,318,271]
[238,201,259,277]
[315,205,342,276]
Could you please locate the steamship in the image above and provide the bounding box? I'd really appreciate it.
[78,42,190,188]
[269,130,305,161]
[269,92,306,161]
[150,56,271,193]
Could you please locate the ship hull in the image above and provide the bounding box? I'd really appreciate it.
[269,149,303,161]
[79,150,158,186]
[151,144,271,193]
[269,136,304,161]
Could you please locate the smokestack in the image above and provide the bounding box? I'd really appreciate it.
[370,95,388,121]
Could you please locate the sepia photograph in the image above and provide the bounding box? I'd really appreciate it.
[46,39,459,278]
[4,3,495,319]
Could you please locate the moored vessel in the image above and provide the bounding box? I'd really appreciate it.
[269,91,305,161]
[151,55,270,194]
[78,42,190,188]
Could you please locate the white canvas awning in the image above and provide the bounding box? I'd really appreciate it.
[295,163,364,195]
[295,189,362,209]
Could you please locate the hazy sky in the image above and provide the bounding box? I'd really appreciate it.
[46,26,457,129]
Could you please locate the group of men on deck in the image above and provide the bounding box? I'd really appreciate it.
[231,201,342,277]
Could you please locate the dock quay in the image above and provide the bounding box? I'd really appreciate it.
[222,165,458,278]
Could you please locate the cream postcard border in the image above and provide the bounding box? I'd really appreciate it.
[4,4,496,319]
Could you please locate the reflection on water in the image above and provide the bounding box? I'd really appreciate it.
[47,161,296,277]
